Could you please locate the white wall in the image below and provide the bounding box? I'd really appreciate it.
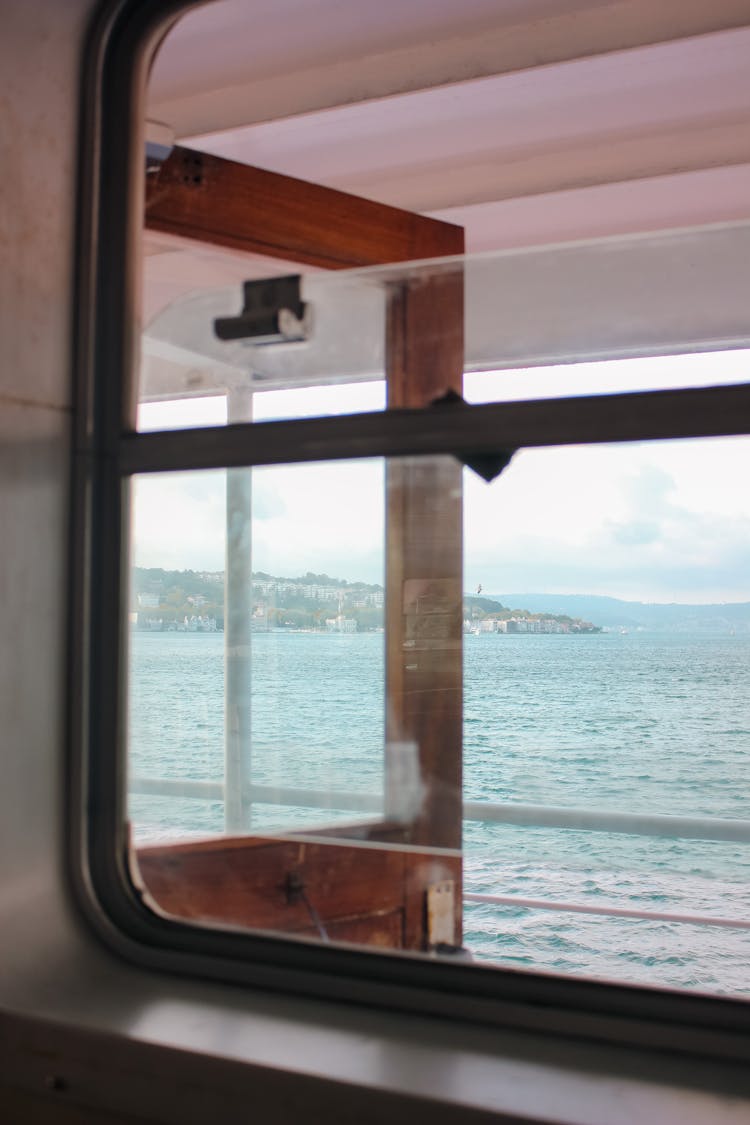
[0,0,89,961]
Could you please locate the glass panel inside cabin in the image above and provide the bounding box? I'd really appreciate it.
[128,459,388,840]
[138,223,750,431]
[127,434,750,995]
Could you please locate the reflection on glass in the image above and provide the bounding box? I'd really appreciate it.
[127,436,750,996]
[128,456,464,952]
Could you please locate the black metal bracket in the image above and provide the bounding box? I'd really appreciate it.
[214,275,310,345]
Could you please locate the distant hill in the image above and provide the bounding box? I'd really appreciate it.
[463,595,508,615]
[489,593,750,632]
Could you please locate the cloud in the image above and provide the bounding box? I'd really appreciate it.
[251,479,286,521]
[611,520,661,546]
[628,464,676,510]
[132,460,385,584]
[464,439,750,602]
[131,470,226,571]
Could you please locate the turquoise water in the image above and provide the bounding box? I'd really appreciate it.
[128,629,750,995]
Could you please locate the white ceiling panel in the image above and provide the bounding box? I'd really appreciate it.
[148,0,750,138]
[150,0,571,102]
[144,4,750,291]
[177,28,750,213]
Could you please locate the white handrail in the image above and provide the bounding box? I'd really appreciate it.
[130,776,750,931]
[464,892,750,930]
[129,776,750,843]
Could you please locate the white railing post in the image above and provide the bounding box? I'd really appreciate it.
[225,387,254,832]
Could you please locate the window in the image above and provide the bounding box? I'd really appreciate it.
[75,0,750,1056]
[121,227,750,1000]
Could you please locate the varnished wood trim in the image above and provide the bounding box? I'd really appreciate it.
[145,146,464,271]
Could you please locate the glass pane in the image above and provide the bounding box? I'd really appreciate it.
[127,454,464,952]
[139,262,388,429]
[462,436,750,995]
[138,221,750,430]
[128,459,388,841]
[127,439,750,997]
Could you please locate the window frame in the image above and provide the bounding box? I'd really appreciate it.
[71,0,750,1064]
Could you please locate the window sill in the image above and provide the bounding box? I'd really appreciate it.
[3,912,750,1125]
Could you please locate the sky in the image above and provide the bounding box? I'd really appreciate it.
[132,350,750,604]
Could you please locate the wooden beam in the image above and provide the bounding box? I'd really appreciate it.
[145,145,463,271]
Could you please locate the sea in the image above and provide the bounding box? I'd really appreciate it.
[128,628,750,997]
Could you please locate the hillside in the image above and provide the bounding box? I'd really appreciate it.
[490,593,750,631]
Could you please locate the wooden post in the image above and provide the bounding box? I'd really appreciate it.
[385,272,465,854]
